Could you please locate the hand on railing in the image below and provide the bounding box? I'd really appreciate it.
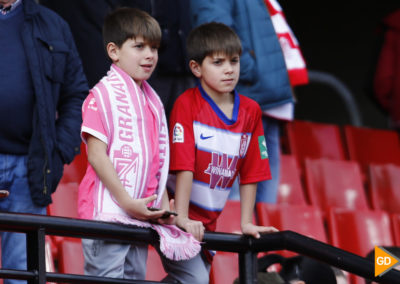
[241,223,279,239]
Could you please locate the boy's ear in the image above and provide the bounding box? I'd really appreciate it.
[106,42,119,62]
[189,60,202,78]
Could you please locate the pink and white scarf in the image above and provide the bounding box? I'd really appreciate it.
[90,64,200,260]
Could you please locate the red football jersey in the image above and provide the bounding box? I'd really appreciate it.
[169,86,271,231]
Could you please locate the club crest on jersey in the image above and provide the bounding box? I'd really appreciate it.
[204,152,238,189]
[239,134,249,157]
[173,123,184,143]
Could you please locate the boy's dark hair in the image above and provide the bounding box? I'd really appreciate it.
[103,7,161,51]
[187,22,242,64]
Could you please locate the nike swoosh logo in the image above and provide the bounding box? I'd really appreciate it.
[200,134,213,140]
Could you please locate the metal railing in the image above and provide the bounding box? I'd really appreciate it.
[308,70,363,126]
[0,212,399,284]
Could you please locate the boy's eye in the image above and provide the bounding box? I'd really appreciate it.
[213,60,222,65]
[134,43,144,49]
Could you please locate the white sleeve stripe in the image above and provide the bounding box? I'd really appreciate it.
[81,126,108,145]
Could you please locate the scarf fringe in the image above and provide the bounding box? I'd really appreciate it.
[96,214,201,261]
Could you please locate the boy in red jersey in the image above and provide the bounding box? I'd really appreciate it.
[166,22,278,283]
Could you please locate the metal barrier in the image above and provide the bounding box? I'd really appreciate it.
[307,70,363,127]
[0,212,399,284]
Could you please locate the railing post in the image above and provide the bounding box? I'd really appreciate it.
[238,251,258,284]
[26,228,46,284]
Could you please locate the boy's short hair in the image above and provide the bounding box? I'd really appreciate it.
[103,7,161,50]
[187,22,242,64]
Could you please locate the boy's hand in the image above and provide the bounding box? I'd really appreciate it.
[241,223,278,239]
[176,216,205,241]
[121,194,167,221]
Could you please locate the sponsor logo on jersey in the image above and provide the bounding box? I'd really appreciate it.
[173,123,184,143]
[258,136,268,159]
[88,97,98,111]
[205,152,238,189]
[200,133,213,140]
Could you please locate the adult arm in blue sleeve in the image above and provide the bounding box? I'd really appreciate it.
[55,21,88,164]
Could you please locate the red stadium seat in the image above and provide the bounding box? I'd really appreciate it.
[45,236,57,284]
[277,154,308,205]
[328,208,394,256]
[257,203,327,257]
[343,125,400,176]
[391,214,400,247]
[48,182,79,219]
[304,158,369,211]
[57,239,84,275]
[47,182,79,259]
[285,120,347,169]
[60,143,87,184]
[145,246,167,281]
[215,200,256,234]
[210,252,238,284]
[368,163,400,214]
[328,208,394,284]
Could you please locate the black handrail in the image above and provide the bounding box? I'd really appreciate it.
[308,70,363,126]
[0,212,399,284]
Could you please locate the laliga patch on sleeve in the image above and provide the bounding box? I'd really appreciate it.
[258,136,268,159]
[173,123,184,143]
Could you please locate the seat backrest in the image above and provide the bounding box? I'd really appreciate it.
[256,203,327,244]
[391,214,400,247]
[344,125,400,175]
[327,208,394,257]
[369,164,400,214]
[285,120,347,169]
[216,200,255,234]
[277,155,308,205]
[328,208,395,284]
[60,143,87,184]
[48,182,79,219]
[47,182,80,260]
[146,246,167,281]
[58,239,84,275]
[304,158,369,211]
[210,252,238,284]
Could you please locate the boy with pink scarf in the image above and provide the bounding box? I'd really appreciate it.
[78,7,200,281]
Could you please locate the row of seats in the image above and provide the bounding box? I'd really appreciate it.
[278,154,400,215]
[284,120,400,176]
[213,201,400,284]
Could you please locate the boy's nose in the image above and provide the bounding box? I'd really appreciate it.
[225,63,234,73]
[144,46,156,57]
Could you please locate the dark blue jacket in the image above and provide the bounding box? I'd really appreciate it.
[191,0,293,110]
[22,0,88,206]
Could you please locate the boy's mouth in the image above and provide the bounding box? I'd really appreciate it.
[141,64,153,71]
